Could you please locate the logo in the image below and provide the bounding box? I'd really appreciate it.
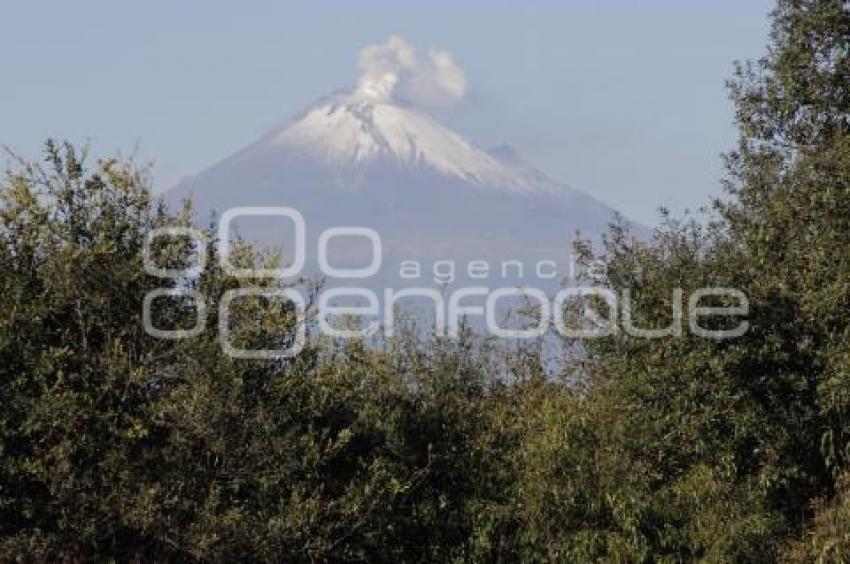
[144,207,749,357]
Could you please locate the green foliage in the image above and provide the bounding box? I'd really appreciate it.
[2,1,850,560]
[785,473,850,563]
[0,144,499,559]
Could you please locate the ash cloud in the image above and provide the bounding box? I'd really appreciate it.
[355,35,467,107]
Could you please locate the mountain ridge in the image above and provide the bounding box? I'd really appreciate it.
[169,90,642,288]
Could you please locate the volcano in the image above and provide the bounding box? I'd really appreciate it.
[168,91,639,289]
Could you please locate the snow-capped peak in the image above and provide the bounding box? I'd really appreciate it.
[269,94,564,195]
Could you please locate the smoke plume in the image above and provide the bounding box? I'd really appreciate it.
[355,35,467,107]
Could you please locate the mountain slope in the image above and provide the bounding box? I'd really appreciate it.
[168,92,639,288]
[270,95,561,195]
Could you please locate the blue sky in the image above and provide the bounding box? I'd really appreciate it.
[1,0,773,225]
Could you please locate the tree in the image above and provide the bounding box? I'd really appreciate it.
[0,141,498,560]
[563,0,850,559]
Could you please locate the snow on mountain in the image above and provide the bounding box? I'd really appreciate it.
[168,90,641,291]
[271,94,561,195]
